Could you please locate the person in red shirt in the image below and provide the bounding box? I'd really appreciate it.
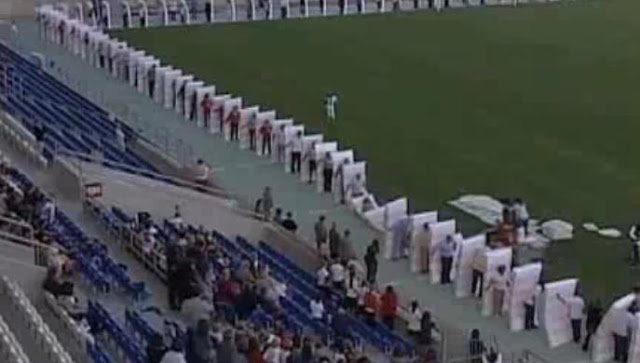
[364,285,380,326]
[380,285,398,330]
[226,105,241,141]
[259,119,273,155]
[200,94,213,128]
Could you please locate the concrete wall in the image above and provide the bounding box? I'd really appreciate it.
[0,0,35,19]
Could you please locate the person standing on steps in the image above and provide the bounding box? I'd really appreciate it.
[557,289,585,344]
[226,105,241,141]
[322,152,333,193]
[200,94,213,129]
[259,119,273,155]
[303,140,318,184]
[289,130,303,174]
[364,239,379,284]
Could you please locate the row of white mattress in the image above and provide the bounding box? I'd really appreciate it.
[0,276,75,363]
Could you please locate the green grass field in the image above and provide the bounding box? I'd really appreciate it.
[116,0,640,302]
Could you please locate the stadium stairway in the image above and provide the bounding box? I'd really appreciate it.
[5,19,593,362]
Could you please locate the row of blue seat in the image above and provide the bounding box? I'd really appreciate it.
[0,43,157,172]
[88,301,146,363]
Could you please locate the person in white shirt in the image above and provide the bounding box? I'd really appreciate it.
[407,300,422,337]
[194,159,210,186]
[310,297,325,320]
[343,265,360,312]
[557,291,585,344]
[330,259,346,290]
[159,349,187,363]
[346,173,365,199]
[325,93,338,122]
[317,262,330,289]
[288,131,303,174]
[41,198,56,226]
[263,337,282,363]
[485,265,509,316]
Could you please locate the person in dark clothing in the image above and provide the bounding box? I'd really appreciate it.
[146,333,166,363]
[583,300,603,352]
[147,65,156,99]
[364,240,379,284]
[322,152,333,192]
[281,212,298,233]
[420,310,437,346]
[43,266,74,297]
[469,329,485,363]
[33,123,45,152]
[328,222,341,258]
[205,2,212,22]
[190,92,197,121]
[166,242,182,310]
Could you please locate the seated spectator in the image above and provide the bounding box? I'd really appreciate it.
[42,265,74,297]
[344,265,360,312]
[181,285,215,330]
[58,295,86,321]
[407,300,422,338]
[160,339,187,363]
[420,310,437,346]
[281,212,298,233]
[146,333,167,363]
[273,208,283,225]
[363,285,380,326]
[246,336,264,363]
[310,296,325,321]
[263,336,283,363]
[216,329,238,363]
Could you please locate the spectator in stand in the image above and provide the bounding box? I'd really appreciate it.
[344,265,360,312]
[146,333,166,363]
[380,285,398,330]
[281,212,298,233]
[363,284,379,326]
[40,196,56,226]
[364,239,379,284]
[330,258,346,290]
[485,265,509,317]
[180,285,214,330]
[226,105,241,141]
[310,296,325,321]
[314,215,328,252]
[303,140,318,184]
[33,122,46,153]
[407,300,422,339]
[147,64,156,99]
[469,329,485,363]
[273,208,283,225]
[316,261,331,295]
[159,339,187,363]
[329,222,341,258]
[513,198,530,236]
[263,337,283,363]
[261,186,274,220]
[259,119,273,155]
[420,310,437,347]
[246,337,264,363]
[200,94,213,129]
[188,319,216,363]
[217,329,239,363]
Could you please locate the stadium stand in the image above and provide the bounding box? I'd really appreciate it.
[85,197,419,359]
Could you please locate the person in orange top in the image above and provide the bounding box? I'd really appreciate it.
[226,105,241,141]
[380,285,398,330]
[200,94,213,128]
[363,284,380,326]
